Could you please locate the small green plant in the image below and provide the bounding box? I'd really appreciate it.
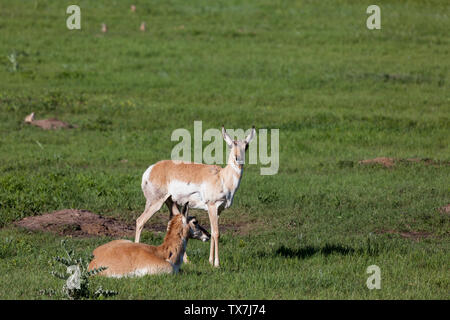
[50,240,117,300]
[0,237,15,258]
[0,237,33,258]
[7,52,18,72]
[257,190,279,205]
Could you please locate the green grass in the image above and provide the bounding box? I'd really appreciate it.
[0,0,449,299]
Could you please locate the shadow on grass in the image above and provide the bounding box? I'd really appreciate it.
[273,243,356,259]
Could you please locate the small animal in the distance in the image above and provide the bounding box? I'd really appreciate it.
[88,203,210,278]
[24,112,35,123]
[23,112,76,130]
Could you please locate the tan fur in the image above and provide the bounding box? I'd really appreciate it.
[89,212,209,277]
[135,126,255,267]
[147,159,241,194]
[149,161,223,189]
[88,240,173,276]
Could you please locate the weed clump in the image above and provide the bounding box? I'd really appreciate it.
[48,240,117,300]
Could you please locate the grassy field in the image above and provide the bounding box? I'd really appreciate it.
[0,0,449,299]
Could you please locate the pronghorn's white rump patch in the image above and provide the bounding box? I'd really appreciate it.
[141,165,154,188]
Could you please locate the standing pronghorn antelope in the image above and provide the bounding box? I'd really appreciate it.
[135,126,256,267]
[88,203,210,277]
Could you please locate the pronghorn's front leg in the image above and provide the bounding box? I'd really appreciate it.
[207,203,220,267]
[135,197,167,243]
[208,225,215,266]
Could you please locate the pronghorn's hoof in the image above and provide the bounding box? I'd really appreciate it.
[210,259,220,268]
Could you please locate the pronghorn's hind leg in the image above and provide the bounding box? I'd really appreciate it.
[135,194,169,243]
[136,169,169,243]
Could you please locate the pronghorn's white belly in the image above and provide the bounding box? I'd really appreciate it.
[167,180,210,210]
[109,266,173,278]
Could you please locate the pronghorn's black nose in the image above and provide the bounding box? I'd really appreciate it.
[202,229,211,242]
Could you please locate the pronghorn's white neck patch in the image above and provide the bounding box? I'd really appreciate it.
[230,160,242,174]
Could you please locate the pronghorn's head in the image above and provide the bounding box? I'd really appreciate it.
[179,202,211,242]
[24,112,35,123]
[222,126,256,166]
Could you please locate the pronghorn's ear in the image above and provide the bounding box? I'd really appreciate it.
[245,126,256,144]
[222,125,233,147]
[181,202,189,218]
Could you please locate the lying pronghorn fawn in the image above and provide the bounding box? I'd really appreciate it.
[135,126,255,267]
[88,203,210,277]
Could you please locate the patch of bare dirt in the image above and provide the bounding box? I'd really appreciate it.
[16,209,139,238]
[359,157,395,168]
[14,209,251,238]
[375,229,432,241]
[24,112,77,130]
[359,157,449,168]
[402,158,448,166]
[218,222,252,236]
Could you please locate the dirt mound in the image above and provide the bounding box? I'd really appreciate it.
[359,157,395,168]
[24,112,77,130]
[15,209,139,238]
[14,209,247,238]
[376,229,432,241]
